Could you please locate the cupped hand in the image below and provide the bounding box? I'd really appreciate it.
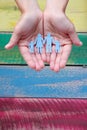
[44,10,82,72]
[5,10,46,71]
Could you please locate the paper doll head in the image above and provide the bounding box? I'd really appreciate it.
[37,34,42,38]
[47,33,51,37]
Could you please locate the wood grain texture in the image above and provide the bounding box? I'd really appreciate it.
[0,66,87,98]
[0,98,87,130]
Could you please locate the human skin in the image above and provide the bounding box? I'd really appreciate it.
[5,0,82,72]
[44,0,82,72]
[5,0,45,71]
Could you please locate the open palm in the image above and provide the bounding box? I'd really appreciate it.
[5,10,45,71]
[44,11,82,72]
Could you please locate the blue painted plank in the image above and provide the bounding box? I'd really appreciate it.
[0,66,87,98]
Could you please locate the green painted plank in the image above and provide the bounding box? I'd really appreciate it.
[0,33,25,64]
[0,33,87,65]
[69,33,87,65]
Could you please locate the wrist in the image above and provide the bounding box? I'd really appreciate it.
[46,0,69,13]
[15,0,39,14]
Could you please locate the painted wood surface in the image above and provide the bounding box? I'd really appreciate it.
[0,66,87,98]
[66,0,87,32]
[0,98,87,130]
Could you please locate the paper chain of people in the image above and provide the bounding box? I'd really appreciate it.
[28,33,60,54]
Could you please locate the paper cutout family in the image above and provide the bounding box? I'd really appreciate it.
[28,33,60,54]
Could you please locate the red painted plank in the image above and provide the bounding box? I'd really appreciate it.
[0,98,87,130]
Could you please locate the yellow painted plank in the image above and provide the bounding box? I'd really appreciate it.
[66,0,87,31]
[67,0,87,12]
[0,0,87,32]
[67,13,87,32]
[37,0,46,10]
[0,9,20,31]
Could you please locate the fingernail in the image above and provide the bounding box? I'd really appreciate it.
[5,43,10,49]
[80,42,83,46]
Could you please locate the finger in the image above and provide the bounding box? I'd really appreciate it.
[46,53,51,63]
[53,50,62,72]
[50,45,56,70]
[19,46,36,69]
[35,47,44,70]
[60,44,72,69]
[41,45,47,62]
[5,31,21,50]
[69,29,83,46]
[46,53,50,63]
[31,53,41,71]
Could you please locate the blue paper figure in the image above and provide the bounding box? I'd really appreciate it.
[44,33,54,53]
[54,40,61,53]
[35,34,44,53]
[28,41,35,53]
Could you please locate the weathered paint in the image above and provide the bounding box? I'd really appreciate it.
[0,66,87,98]
[0,98,87,130]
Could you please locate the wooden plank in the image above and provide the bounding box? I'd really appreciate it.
[0,66,87,98]
[66,0,87,31]
[0,98,87,129]
[69,33,87,65]
[67,0,87,12]
[0,33,87,65]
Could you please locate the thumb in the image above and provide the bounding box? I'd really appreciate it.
[69,30,83,46]
[5,32,21,50]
